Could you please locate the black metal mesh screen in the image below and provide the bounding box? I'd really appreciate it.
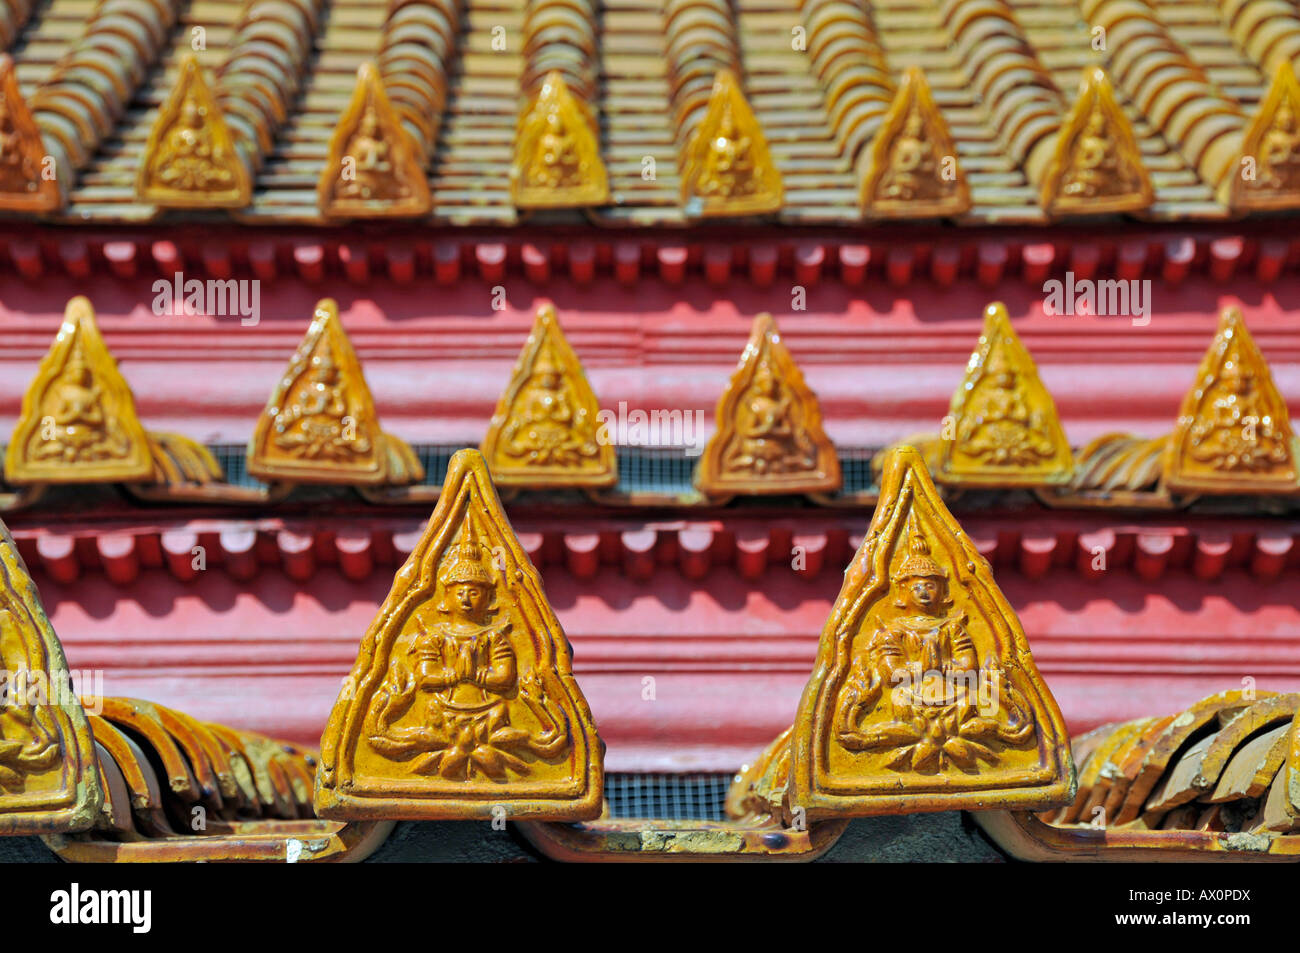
[212,443,257,488]
[207,443,880,496]
[839,446,878,496]
[604,772,733,820]
[413,443,476,485]
[613,446,698,494]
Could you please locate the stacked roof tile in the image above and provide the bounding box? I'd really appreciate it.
[5,0,1300,224]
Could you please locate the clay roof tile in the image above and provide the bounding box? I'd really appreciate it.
[0,0,1298,225]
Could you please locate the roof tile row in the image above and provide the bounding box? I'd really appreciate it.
[5,0,1300,224]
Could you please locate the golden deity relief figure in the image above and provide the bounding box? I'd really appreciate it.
[0,56,59,212]
[34,348,130,463]
[695,313,840,496]
[512,71,609,208]
[788,447,1074,819]
[727,360,815,475]
[939,302,1074,487]
[5,297,154,485]
[248,299,423,486]
[1228,60,1300,212]
[481,303,616,488]
[272,349,370,459]
[680,69,783,217]
[859,67,971,218]
[318,63,431,219]
[1165,307,1297,493]
[363,510,564,783]
[834,513,1036,774]
[137,54,251,209]
[1041,67,1152,216]
[315,450,603,821]
[0,521,101,834]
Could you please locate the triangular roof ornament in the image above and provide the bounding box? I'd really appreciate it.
[318,62,432,219]
[1040,66,1153,217]
[788,446,1074,819]
[0,519,101,834]
[512,71,609,209]
[695,313,841,496]
[480,303,616,488]
[5,296,154,484]
[247,299,424,486]
[937,302,1074,487]
[1165,306,1297,493]
[0,55,61,212]
[315,449,604,821]
[859,67,971,219]
[680,69,783,218]
[1226,59,1300,212]
[137,53,251,209]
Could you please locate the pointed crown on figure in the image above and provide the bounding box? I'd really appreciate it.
[532,344,562,378]
[438,509,495,588]
[985,348,1015,380]
[310,347,336,373]
[751,357,781,395]
[893,515,947,583]
[63,345,92,382]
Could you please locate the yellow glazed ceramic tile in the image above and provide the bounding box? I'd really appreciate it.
[680,69,783,218]
[695,313,841,496]
[937,302,1074,487]
[859,66,970,218]
[315,449,603,821]
[0,55,60,212]
[481,304,616,488]
[512,71,609,208]
[1165,306,1297,494]
[248,299,423,486]
[137,54,251,208]
[5,297,153,485]
[1114,689,1266,825]
[0,520,101,834]
[1040,67,1153,216]
[318,63,432,219]
[978,693,1300,861]
[788,446,1074,819]
[41,696,390,862]
[1226,60,1300,212]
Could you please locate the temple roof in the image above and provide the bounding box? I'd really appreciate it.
[5,0,1300,227]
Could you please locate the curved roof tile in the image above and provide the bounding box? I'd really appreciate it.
[0,0,1296,225]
